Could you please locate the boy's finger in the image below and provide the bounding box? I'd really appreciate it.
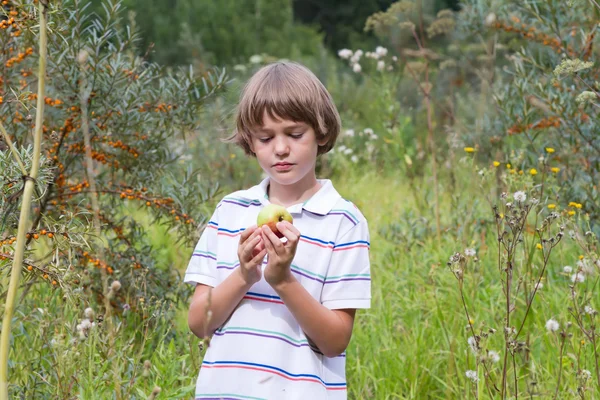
[239,225,257,243]
[262,230,277,255]
[281,221,301,237]
[250,248,267,265]
[242,235,262,260]
[276,222,298,243]
[262,226,283,254]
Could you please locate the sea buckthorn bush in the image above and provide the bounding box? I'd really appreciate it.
[1,0,227,311]
[457,0,600,233]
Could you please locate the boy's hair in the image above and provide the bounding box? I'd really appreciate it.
[227,61,341,156]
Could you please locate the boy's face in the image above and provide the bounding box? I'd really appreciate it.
[250,111,326,187]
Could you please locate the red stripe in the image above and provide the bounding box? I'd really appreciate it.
[299,238,334,249]
[243,296,284,304]
[332,244,370,252]
[207,225,218,230]
[217,231,241,237]
[202,365,346,390]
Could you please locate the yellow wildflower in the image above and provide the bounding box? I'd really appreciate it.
[575,203,582,209]
[551,167,560,173]
[579,255,584,260]
[569,202,578,207]
[506,163,511,169]
[530,168,538,176]
[519,170,524,175]
[568,210,576,216]
[545,147,555,153]
[548,204,556,209]
[464,147,475,153]
[493,161,500,167]
[536,243,543,250]
[499,213,504,219]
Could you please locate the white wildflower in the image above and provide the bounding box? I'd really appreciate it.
[545,318,559,332]
[375,46,388,57]
[364,128,374,136]
[535,282,543,290]
[338,49,353,59]
[571,272,585,283]
[344,129,355,137]
[488,350,500,363]
[352,63,362,73]
[343,148,353,155]
[581,369,592,380]
[485,13,497,26]
[249,55,263,64]
[465,370,479,382]
[563,266,572,273]
[467,336,478,354]
[80,319,92,330]
[513,191,527,202]
[84,307,94,320]
[584,305,595,314]
[377,60,385,71]
[351,155,359,163]
[465,248,476,257]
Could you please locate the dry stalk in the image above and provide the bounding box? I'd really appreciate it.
[0,2,48,398]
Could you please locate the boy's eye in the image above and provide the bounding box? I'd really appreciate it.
[258,137,272,143]
[290,133,304,139]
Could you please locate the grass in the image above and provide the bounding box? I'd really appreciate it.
[4,165,599,399]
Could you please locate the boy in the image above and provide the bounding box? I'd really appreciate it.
[185,61,371,400]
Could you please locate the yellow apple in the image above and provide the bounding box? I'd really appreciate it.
[256,204,293,238]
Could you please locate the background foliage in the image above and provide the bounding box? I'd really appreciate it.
[1,0,599,398]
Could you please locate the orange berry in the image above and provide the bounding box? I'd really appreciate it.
[47,233,54,238]
[27,265,33,271]
[33,234,39,240]
[40,229,47,235]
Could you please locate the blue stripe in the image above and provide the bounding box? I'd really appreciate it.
[201,360,346,387]
[208,221,218,227]
[333,240,370,249]
[218,227,245,234]
[246,291,281,300]
[300,234,335,246]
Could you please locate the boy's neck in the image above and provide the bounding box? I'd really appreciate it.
[267,173,322,208]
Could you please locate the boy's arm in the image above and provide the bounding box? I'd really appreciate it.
[188,269,253,338]
[188,225,267,338]
[271,277,356,357]
[261,222,361,357]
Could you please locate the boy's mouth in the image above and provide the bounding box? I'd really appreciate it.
[273,162,295,171]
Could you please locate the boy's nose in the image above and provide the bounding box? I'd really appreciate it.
[273,137,290,155]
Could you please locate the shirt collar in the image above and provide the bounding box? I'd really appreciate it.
[242,177,341,215]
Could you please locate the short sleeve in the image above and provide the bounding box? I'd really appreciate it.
[320,220,371,310]
[183,206,219,287]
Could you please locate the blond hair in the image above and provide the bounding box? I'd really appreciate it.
[227,61,341,156]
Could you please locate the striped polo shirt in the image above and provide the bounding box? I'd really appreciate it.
[184,177,371,400]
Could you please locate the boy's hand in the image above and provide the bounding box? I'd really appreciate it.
[237,225,267,285]
[262,221,300,288]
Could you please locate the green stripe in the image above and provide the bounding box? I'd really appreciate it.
[291,264,369,281]
[217,259,238,266]
[217,326,308,344]
[196,394,266,400]
[223,196,262,205]
[326,273,370,280]
[290,264,325,279]
[330,208,359,223]
[194,250,216,257]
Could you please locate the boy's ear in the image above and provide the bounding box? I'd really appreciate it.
[317,133,329,147]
